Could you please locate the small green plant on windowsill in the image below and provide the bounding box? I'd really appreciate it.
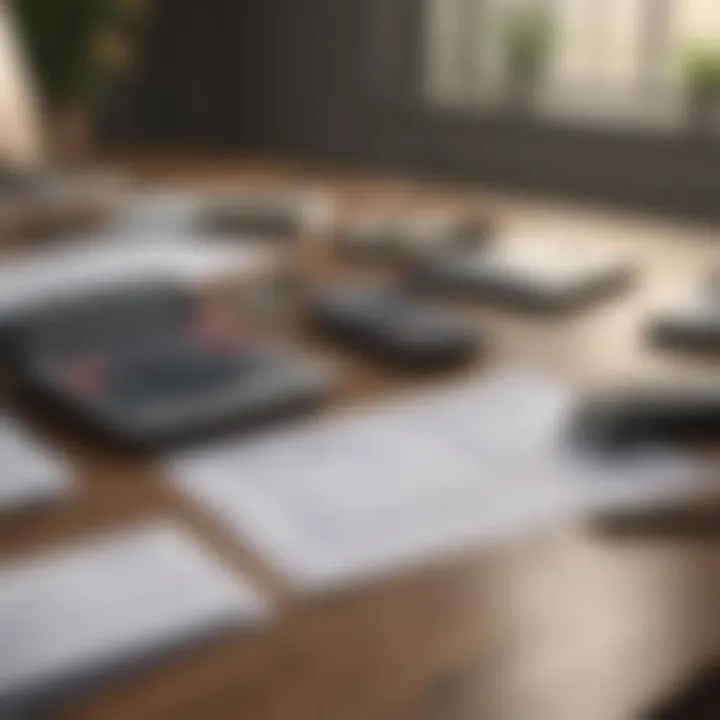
[683,46,720,135]
[501,5,555,115]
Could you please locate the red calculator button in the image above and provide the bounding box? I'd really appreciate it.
[63,358,105,396]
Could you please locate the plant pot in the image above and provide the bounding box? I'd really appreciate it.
[46,101,94,166]
[686,89,720,136]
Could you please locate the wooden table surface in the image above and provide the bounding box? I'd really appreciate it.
[1,158,719,720]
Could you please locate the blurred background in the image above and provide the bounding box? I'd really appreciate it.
[0,4,719,719]
[6,0,720,217]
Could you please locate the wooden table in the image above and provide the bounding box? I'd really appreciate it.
[1,158,718,720]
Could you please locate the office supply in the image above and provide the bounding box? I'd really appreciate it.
[308,284,480,369]
[10,281,333,446]
[417,239,634,312]
[337,211,490,263]
[0,521,268,713]
[167,369,701,594]
[0,238,279,323]
[572,383,720,451]
[0,415,72,516]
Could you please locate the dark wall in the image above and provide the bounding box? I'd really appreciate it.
[105,0,227,147]
[108,0,415,167]
[107,0,720,221]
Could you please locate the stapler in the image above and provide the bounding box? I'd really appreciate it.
[571,383,720,452]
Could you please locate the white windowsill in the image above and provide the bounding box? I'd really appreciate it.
[427,82,711,140]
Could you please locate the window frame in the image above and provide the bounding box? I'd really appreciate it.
[424,0,715,136]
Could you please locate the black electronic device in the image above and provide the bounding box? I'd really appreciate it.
[7,282,332,446]
[648,274,720,353]
[202,192,328,240]
[571,384,720,452]
[336,212,491,264]
[308,284,481,369]
[416,241,635,312]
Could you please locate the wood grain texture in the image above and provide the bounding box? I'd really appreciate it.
[0,157,718,720]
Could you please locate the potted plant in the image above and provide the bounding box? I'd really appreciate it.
[13,0,151,162]
[683,46,720,135]
[501,5,554,115]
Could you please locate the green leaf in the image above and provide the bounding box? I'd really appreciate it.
[502,5,555,76]
[683,46,720,94]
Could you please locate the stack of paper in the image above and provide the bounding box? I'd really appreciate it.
[166,370,704,594]
[0,521,269,712]
[0,416,72,516]
[106,190,333,239]
[0,238,278,320]
[464,240,632,291]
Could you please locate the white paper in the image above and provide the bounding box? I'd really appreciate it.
[0,238,278,319]
[469,240,631,289]
[166,369,705,594]
[654,285,720,325]
[0,416,72,515]
[0,521,269,709]
[106,190,333,237]
[104,192,208,237]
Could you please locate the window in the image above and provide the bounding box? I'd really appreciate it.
[426,0,720,131]
[0,0,41,164]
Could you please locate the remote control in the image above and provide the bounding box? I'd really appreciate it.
[308,284,481,369]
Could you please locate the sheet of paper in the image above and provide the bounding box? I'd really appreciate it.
[166,369,705,594]
[0,238,277,319]
[104,192,208,237]
[0,416,73,515]
[0,521,269,711]
[475,241,630,288]
[656,287,720,324]
[105,191,333,238]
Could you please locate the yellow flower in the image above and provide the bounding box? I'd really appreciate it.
[91,30,134,75]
